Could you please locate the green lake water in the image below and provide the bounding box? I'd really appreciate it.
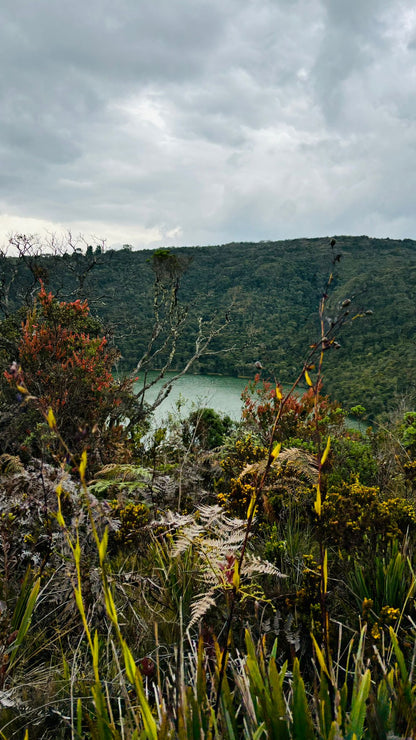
[133,372,250,423]
[132,372,365,432]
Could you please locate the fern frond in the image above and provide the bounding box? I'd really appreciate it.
[160,505,287,630]
[188,593,218,629]
[276,446,318,481]
[0,454,25,476]
[243,555,286,579]
[93,463,151,482]
[239,446,317,484]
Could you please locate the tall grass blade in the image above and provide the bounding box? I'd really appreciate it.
[292,658,315,740]
[346,669,370,740]
[9,577,40,666]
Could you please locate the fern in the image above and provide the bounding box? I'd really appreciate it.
[88,464,152,498]
[0,454,25,476]
[161,505,286,629]
[239,446,318,484]
[93,463,151,482]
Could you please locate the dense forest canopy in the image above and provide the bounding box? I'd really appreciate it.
[1,234,415,417]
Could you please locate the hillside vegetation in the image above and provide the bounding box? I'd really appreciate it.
[2,234,415,418]
[2,248,416,737]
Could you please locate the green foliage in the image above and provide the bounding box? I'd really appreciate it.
[320,478,416,553]
[216,433,266,515]
[350,404,366,418]
[109,500,151,550]
[399,411,416,457]
[325,434,378,487]
[348,540,410,613]
[88,463,152,498]
[184,407,234,450]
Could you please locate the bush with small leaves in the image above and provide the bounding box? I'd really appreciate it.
[2,285,140,470]
[109,500,151,551]
[320,478,416,554]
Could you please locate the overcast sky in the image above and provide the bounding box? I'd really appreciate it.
[1,0,415,250]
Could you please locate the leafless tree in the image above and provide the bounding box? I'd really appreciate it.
[6,231,108,303]
[53,231,107,299]
[134,249,236,412]
[0,243,20,319]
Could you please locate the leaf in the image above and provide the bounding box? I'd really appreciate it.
[79,450,87,482]
[318,672,333,739]
[9,578,40,666]
[276,386,283,401]
[74,587,85,618]
[311,633,332,682]
[47,407,56,430]
[16,385,28,394]
[103,585,118,625]
[321,436,331,466]
[292,658,315,740]
[314,484,322,517]
[92,629,99,675]
[188,594,217,629]
[196,636,207,706]
[77,698,82,738]
[56,510,66,528]
[268,658,290,740]
[252,723,267,739]
[304,369,313,387]
[99,529,108,565]
[389,626,409,686]
[271,442,282,460]
[122,642,158,740]
[347,669,371,739]
[232,561,240,591]
[247,492,257,520]
[74,539,81,566]
[121,639,137,684]
[323,549,328,594]
[56,484,66,527]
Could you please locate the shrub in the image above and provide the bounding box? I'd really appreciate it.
[399,411,416,457]
[3,285,139,470]
[109,500,151,551]
[320,478,416,553]
[241,374,346,446]
[326,434,378,487]
[183,407,234,449]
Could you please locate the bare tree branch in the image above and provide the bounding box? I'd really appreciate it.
[132,250,236,412]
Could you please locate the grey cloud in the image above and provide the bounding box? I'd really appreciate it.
[0,0,415,247]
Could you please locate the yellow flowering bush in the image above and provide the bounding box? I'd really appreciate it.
[109,500,150,549]
[216,434,266,515]
[320,478,416,553]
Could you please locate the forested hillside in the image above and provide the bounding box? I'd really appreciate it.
[1,235,415,416]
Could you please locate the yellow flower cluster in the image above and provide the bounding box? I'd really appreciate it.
[380,605,401,624]
[362,597,373,615]
[110,500,150,546]
[371,623,381,640]
[220,436,266,477]
[217,480,256,516]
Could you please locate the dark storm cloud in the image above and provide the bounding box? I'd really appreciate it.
[0,0,415,247]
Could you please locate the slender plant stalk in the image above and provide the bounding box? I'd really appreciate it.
[215,242,344,715]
